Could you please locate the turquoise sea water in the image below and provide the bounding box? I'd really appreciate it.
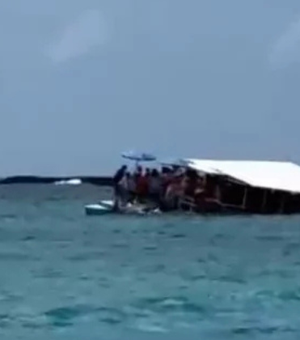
[0,184,299,339]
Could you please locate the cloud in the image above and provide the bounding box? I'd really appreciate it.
[46,9,107,64]
[269,15,300,69]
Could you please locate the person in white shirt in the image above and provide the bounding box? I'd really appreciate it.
[119,172,136,203]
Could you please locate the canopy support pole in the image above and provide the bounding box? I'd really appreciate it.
[242,187,248,210]
[261,190,267,213]
[279,194,286,214]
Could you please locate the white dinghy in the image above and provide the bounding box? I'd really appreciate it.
[85,200,115,215]
[85,200,161,216]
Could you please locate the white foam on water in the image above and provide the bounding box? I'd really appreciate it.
[54,179,82,186]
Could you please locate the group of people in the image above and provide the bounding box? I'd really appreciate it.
[112,164,209,211]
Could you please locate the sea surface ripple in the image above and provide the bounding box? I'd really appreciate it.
[0,184,299,339]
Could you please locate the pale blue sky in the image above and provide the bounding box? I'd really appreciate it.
[0,1,300,176]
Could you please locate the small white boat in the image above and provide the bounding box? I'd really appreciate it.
[85,200,115,215]
[84,200,162,216]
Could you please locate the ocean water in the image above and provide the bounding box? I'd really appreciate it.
[0,184,299,340]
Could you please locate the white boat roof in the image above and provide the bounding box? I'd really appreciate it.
[185,159,300,193]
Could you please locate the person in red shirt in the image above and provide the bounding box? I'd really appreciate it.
[135,169,149,203]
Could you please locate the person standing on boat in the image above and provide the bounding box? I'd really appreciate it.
[149,169,161,203]
[135,167,149,203]
[119,172,136,204]
[112,165,127,203]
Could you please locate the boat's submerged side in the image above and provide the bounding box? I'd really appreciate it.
[84,200,162,216]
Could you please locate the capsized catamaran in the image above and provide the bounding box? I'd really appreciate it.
[85,152,300,216]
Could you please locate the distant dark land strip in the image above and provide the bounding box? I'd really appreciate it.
[0,176,113,186]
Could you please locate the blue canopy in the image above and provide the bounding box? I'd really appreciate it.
[121,150,156,162]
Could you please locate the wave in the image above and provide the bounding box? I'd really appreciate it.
[54,178,82,186]
[0,176,113,186]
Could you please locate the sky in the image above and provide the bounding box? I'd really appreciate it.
[1,1,300,176]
